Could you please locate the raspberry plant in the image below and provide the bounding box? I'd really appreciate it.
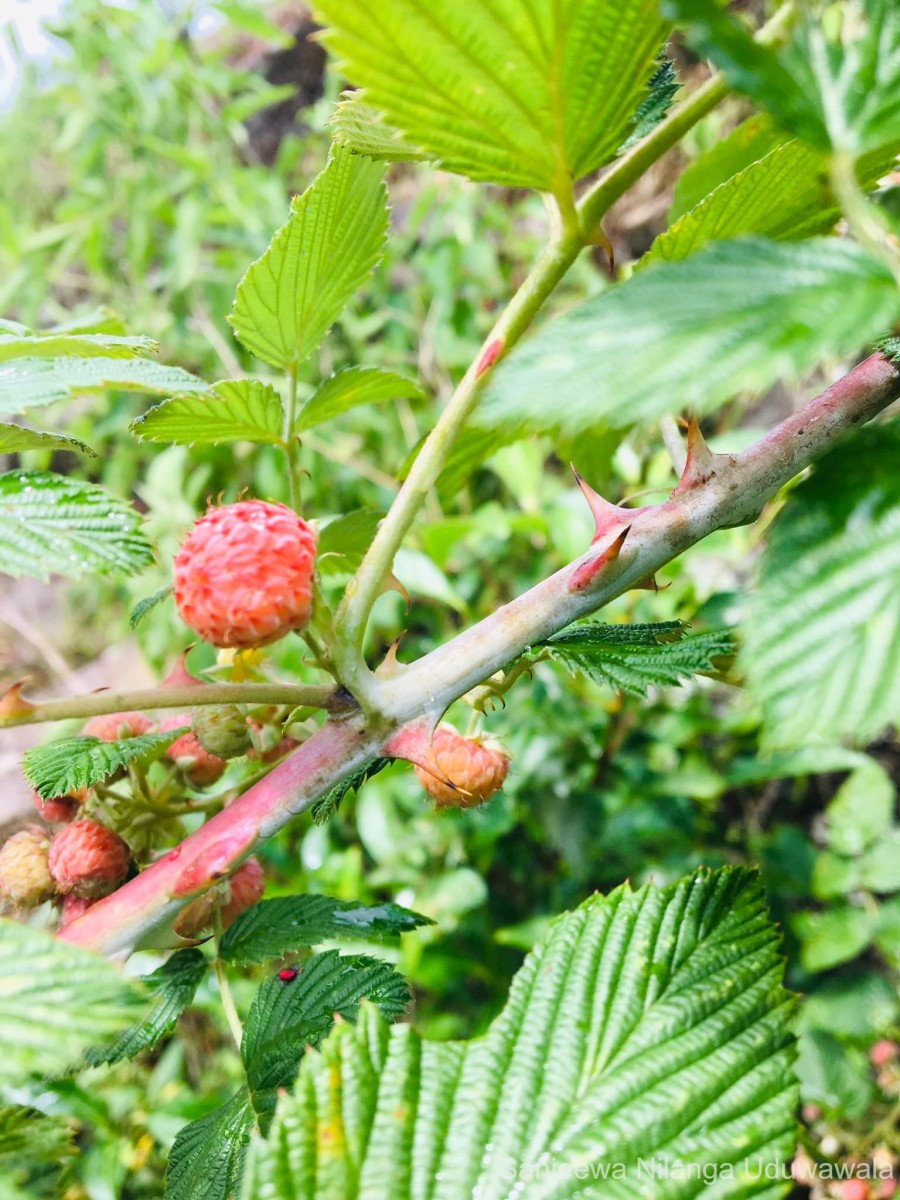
[1,1,899,1196]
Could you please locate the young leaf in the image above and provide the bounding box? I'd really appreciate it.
[328,91,428,162]
[241,951,410,1125]
[619,55,680,150]
[229,147,388,370]
[477,237,900,436]
[0,472,154,581]
[165,1091,255,1200]
[310,755,392,825]
[0,331,156,362]
[131,379,285,446]
[242,867,797,1199]
[0,422,96,456]
[87,949,208,1066]
[24,729,188,800]
[646,138,900,265]
[538,622,734,698]
[129,584,174,630]
[666,0,900,156]
[295,367,426,433]
[220,894,431,965]
[314,0,669,192]
[315,508,383,579]
[0,356,206,415]
[0,921,146,1084]
[742,422,900,749]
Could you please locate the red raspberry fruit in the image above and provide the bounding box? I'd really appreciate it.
[414,726,510,809]
[0,826,56,907]
[173,500,317,648]
[173,857,265,939]
[32,787,87,825]
[82,711,155,741]
[870,1039,897,1068]
[59,894,96,927]
[48,820,131,899]
[162,716,227,787]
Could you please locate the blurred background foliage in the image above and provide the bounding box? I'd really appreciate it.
[0,1,896,1195]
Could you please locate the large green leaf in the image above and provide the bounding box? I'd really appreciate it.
[315,508,383,579]
[538,622,735,698]
[295,367,426,433]
[313,0,669,192]
[229,147,388,370]
[0,471,154,581]
[646,139,900,265]
[220,895,432,965]
[666,0,900,156]
[88,949,208,1066]
[742,422,900,748]
[0,356,206,415]
[131,379,286,446]
[0,921,146,1084]
[477,237,900,436]
[243,867,797,1199]
[25,729,187,800]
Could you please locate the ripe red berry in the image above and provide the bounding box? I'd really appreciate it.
[0,826,56,908]
[173,500,317,648]
[414,726,510,809]
[32,787,86,825]
[162,716,227,788]
[173,857,265,939]
[82,711,155,741]
[48,820,131,899]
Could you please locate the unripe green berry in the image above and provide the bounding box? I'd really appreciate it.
[192,705,252,759]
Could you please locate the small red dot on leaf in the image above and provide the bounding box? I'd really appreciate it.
[278,967,299,983]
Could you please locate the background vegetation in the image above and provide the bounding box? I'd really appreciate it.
[0,1,896,1196]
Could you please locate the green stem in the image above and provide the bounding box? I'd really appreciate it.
[284,366,303,511]
[214,949,244,1052]
[830,151,900,285]
[0,681,347,729]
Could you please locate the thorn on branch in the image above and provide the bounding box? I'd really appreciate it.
[671,419,734,494]
[475,337,505,378]
[0,679,36,720]
[572,468,648,544]
[568,525,631,592]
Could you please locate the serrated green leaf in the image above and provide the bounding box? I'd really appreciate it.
[131,379,285,446]
[310,756,392,825]
[619,55,680,151]
[45,307,128,337]
[647,138,900,265]
[165,1090,255,1200]
[478,237,900,436]
[220,894,431,965]
[315,509,383,579]
[742,422,900,748]
[296,367,425,433]
[314,0,669,192]
[24,729,187,800]
[242,951,409,1126]
[0,1106,74,1164]
[0,471,153,581]
[540,622,735,697]
[243,867,797,1199]
[328,91,428,162]
[130,584,174,630]
[87,949,207,1067]
[0,356,206,415]
[0,921,146,1084]
[229,147,388,370]
[0,423,95,456]
[0,332,156,362]
[670,116,786,221]
[666,0,900,156]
